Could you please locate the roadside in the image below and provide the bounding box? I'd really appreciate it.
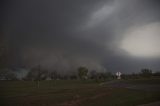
[103,80,160,91]
[138,101,160,106]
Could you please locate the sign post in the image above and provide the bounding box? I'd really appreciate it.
[116,72,122,79]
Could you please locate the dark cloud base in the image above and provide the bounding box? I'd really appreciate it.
[1,0,160,73]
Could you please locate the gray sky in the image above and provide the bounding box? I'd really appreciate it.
[1,0,160,73]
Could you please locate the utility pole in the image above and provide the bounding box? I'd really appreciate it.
[37,65,41,88]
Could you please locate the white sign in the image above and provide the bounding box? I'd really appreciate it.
[116,72,122,79]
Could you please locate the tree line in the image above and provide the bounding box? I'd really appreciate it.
[0,66,160,81]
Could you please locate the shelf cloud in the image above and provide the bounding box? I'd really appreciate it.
[1,0,160,73]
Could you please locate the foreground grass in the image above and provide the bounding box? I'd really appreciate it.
[0,79,160,106]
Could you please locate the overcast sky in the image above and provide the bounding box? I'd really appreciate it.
[1,0,160,74]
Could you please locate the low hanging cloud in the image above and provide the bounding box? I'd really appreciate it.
[21,47,106,74]
[1,0,160,73]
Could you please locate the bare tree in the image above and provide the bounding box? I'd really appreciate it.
[0,68,17,80]
[25,65,48,87]
[140,68,152,78]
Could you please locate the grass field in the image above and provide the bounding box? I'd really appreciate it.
[0,79,160,106]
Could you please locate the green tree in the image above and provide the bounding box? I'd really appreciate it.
[78,66,88,80]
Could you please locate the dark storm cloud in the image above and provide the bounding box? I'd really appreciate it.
[2,0,109,72]
[1,0,160,73]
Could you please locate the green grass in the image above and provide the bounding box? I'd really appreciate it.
[0,79,160,106]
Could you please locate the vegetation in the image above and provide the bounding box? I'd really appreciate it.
[140,68,152,78]
[0,79,160,106]
[78,66,88,80]
[0,68,17,80]
[0,64,160,106]
[25,65,48,81]
[0,65,160,81]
